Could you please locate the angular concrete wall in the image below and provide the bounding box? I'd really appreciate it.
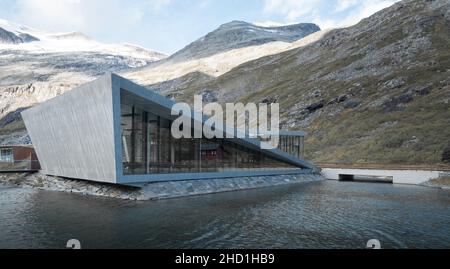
[22,74,117,183]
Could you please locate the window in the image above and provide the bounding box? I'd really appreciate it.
[276,135,304,159]
[0,148,13,163]
[120,89,301,176]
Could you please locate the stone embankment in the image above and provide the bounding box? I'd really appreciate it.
[0,172,325,200]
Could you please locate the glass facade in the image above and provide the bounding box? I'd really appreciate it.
[120,92,300,176]
[278,135,305,159]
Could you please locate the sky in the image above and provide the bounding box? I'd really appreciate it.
[0,0,400,55]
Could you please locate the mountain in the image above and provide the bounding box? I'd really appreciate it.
[0,27,36,44]
[0,19,167,61]
[133,0,450,165]
[125,23,326,88]
[0,19,40,44]
[166,21,320,63]
[0,19,167,144]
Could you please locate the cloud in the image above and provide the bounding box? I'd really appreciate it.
[335,0,360,12]
[149,0,172,12]
[263,0,324,23]
[262,0,400,29]
[12,0,172,33]
[334,0,400,27]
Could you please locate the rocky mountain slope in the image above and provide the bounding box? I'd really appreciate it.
[0,19,322,145]
[125,21,322,88]
[0,27,38,44]
[125,29,329,89]
[166,21,320,63]
[0,19,167,60]
[135,0,450,165]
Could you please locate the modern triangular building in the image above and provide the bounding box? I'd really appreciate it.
[22,74,316,185]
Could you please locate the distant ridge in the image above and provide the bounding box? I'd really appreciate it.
[166,20,320,63]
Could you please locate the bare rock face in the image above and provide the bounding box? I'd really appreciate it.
[0,107,28,128]
[0,27,23,44]
[0,27,39,44]
[306,101,325,113]
[18,33,39,43]
[343,100,360,109]
[200,89,219,103]
[382,78,406,90]
[443,146,450,163]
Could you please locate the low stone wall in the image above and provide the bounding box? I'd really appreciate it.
[0,172,325,201]
[0,172,140,200]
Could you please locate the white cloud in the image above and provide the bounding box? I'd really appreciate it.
[262,0,400,29]
[13,0,172,34]
[263,0,324,23]
[335,0,359,12]
[149,0,172,12]
[334,0,400,27]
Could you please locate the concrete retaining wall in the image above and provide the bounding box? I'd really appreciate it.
[139,173,325,200]
[321,168,443,185]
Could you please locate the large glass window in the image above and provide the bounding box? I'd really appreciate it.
[173,138,198,173]
[0,148,13,163]
[121,104,145,174]
[120,90,300,176]
[276,135,304,159]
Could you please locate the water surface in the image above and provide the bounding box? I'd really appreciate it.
[0,181,449,249]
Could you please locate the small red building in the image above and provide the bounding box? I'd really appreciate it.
[0,145,40,171]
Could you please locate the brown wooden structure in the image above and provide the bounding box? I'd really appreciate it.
[0,145,40,172]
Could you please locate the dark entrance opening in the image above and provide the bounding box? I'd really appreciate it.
[339,174,355,181]
[339,174,393,184]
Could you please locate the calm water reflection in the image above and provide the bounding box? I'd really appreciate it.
[0,181,449,249]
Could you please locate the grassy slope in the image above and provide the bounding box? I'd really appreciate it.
[164,0,450,165]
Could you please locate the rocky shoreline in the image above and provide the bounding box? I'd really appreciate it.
[0,172,326,201]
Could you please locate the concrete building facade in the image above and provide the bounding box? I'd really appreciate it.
[22,74,316,185]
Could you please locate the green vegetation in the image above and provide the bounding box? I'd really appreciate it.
[428,176,450,186]
[165,0,450,165]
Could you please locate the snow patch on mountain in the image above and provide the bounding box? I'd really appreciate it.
[0,18,167,61]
